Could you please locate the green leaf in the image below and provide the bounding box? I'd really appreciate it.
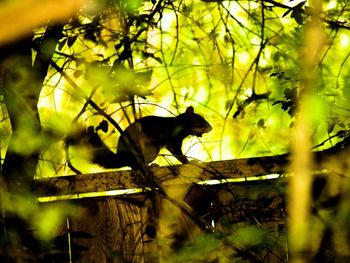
[328,122,336,134]
[67,35,78,47]
[291,9,304,25]
[57,38,67,51]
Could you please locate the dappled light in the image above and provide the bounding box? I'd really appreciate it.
[1,0,350,262]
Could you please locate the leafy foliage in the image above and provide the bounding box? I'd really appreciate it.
[27,0,350,174]
[2,0,350,262]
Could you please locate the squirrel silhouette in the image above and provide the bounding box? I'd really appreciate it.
[87,106,212,169]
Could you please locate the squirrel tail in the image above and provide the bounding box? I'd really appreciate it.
[88,131,129,169]
[88,128,141,169]
[86,120,146,170]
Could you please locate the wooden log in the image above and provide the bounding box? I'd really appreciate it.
[35,137,350,199]
[35,154,289,198]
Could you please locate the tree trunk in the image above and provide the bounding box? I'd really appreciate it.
[0,25,63,262]
[0,25,63,192]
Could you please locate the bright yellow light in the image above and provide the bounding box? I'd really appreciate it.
[340,33,349,48]
[198,173,284,185]
[193,86,209,104]
[37,188,148,203]
[181,86,194,98]
[324,0,337,10]
[160,10,176,32]
[237,51,250,65]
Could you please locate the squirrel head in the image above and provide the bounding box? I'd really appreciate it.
[182,106,212,137]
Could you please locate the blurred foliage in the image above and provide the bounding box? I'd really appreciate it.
[1,0,350,262]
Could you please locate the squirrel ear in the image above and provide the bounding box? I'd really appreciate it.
[185,106,194,115]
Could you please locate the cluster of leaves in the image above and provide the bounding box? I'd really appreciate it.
[282,0,308,25]
[272,86,298,117]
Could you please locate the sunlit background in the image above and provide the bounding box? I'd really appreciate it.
[1,1,350,262]
[19,0,348,178]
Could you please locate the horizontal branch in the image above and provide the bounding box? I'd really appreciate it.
[35,154,288,197]
[34,136,350,200]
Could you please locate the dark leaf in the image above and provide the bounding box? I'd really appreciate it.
[288,105,296,115]
[115,42,123,51]
[58,38,67,51]
[291,10,304,25]
[339,123,346,129]
[281,102,290,111]
[272,100,284,106]
[67,35,78,47]
[142,51,163,64]
[257,119,266,129]
[284,88,296,99]
[269,72,280,77]
[284,88,292,98]
[327,122,336,134]
[98,120,109,133]
[270,71,285,79]
[153,55,163,64]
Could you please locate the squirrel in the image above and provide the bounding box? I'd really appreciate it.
[86,106,212,169]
